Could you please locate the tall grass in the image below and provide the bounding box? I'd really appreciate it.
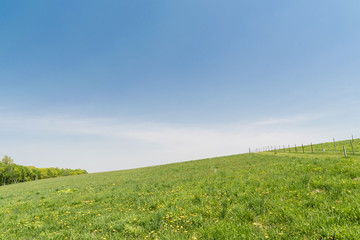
[1,142,360,239]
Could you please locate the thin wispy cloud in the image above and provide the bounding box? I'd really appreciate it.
[255,115,321,126]
[0,113,330,172]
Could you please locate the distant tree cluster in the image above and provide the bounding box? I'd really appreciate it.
[0,155,87,186]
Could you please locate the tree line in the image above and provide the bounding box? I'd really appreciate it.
[0,155,88,186]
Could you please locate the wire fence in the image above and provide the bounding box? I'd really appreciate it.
[249,135,359,157]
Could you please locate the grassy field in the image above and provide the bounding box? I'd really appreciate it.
[1,140,360,239]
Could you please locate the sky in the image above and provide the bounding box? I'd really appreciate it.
[1,0,360,172]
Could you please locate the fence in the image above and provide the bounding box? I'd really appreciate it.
[249,135,358,157]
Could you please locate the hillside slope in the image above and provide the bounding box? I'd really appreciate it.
[1,145,360,239]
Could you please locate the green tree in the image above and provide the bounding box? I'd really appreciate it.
[1,155,14,165]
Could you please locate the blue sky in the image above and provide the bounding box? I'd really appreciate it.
[1,1,360,172]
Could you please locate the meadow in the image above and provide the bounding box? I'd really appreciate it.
[1,140,360,239]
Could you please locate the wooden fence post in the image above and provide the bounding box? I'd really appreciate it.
[343,146,347,157]
[302,144,304,153]
[333,138,337,153]
[350,140,355,155]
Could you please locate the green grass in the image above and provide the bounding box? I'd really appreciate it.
[2,140,360,239]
